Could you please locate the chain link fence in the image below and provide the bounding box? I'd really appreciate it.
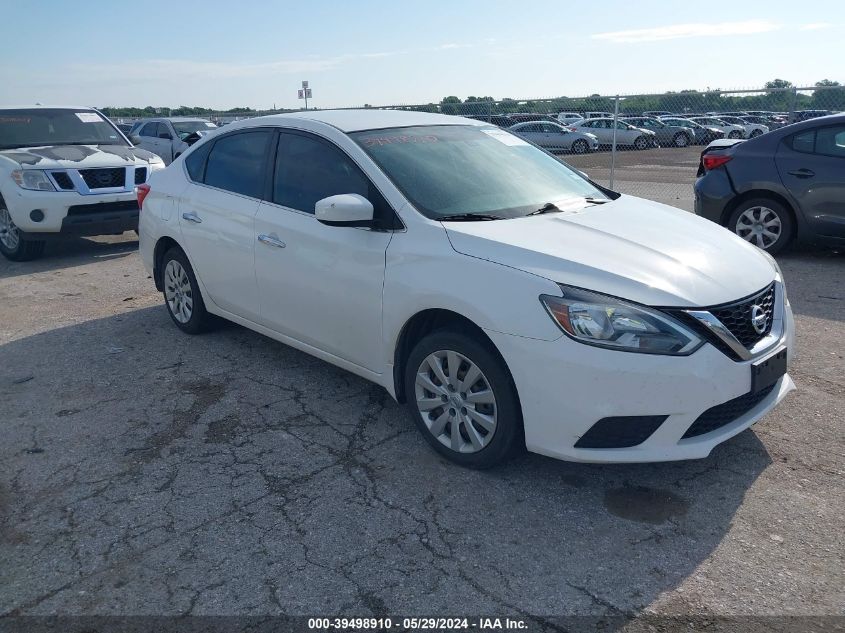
[105,84,845,211]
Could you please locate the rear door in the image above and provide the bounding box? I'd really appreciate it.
[177,129,273,321]
[137,122,165,158]
[777,124,845,238]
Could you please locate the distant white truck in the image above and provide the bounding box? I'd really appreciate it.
[0,106,164,261]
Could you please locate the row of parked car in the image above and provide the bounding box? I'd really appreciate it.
[464,109,840,154]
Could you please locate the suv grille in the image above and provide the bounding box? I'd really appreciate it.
[682,384,776,439]
[79,168,126,189]
[710,283,775,348]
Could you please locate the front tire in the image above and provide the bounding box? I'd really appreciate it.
[0,205,45,261]
[161,247,213,334]
[404,330,522,469]
[673,132,690,147]
[728,198,794,255]
[728,130,743,139]
[634,135,649,150]
[750,129,763,138]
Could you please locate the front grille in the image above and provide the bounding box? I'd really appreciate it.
[710,283,775,348]
[682,384,776,439]
[575,415,668,448]
[67,200,139,216]
[51,171,74,190]
[79,167,126,189]
[134,167,148,185]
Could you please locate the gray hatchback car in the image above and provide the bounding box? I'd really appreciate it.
[694,113,845,254]
[622,117,696,147]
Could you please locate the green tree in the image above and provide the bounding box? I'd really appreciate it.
[440,96,462,115]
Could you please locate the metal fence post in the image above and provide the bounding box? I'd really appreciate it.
[610,95,619,190]
[789,87,798,123]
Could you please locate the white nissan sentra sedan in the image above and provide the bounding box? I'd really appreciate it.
[138,110,795,468]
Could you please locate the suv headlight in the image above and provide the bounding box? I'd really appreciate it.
[541,286,703,355]
[12,170,56,191]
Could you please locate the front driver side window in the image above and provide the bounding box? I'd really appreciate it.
[273,132,369,213]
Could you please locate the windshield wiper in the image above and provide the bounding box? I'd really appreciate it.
[438,213,505,222]
[526,202,561,216]
[584,197,610,205]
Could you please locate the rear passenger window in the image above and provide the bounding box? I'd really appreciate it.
[273,133,369,213]
[185,141,212,182]
[815,126,845,158]
[204,130,271,198]
[792,131,815,153]
[140,122,159,137]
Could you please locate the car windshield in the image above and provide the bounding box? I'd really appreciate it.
[352,125,606,219]
[172,120,217,140]
[0,108,127,149]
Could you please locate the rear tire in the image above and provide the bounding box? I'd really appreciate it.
[0,204,46,261]
[404,330,522,469]
[727,198,794,255]
[161,247,213,334]
[750,129,763,138]
[673,132,690,147]
[571,139,589,154]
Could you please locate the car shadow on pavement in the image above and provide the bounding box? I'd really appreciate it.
[0,234,138,280]
[0,305,772,623]
[776,247,844,323]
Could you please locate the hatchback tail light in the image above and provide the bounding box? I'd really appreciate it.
[136,183,151,209]
[702,154,732,171]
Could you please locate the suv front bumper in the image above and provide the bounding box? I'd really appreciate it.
[4,188,139,236]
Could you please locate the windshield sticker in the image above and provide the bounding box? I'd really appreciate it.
[361,135,439,147]
[75,112,102,123]
[480,128,529,146]
[0,116,31,124]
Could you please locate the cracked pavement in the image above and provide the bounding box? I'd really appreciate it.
[0,234,842,621]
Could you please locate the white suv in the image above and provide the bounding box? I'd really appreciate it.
[139,110,795,468]
[129,117,217,165]
[0,106,164,261]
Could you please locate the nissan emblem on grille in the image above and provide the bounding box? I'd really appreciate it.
[750,304,768,334]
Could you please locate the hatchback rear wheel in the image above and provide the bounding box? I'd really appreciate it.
[404,330,522,468]
[728,198,794,254]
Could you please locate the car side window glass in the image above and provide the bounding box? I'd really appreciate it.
[814,126,845,158]
[185,141,212,182]
[273,132,369,214]
[140,122,158,137]
[792,130,815,154]
[204,130,272,198]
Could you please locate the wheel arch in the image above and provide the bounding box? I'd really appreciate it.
[392,308,514,405]
[153,235,184,291]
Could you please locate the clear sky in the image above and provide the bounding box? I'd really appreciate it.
[1,0,843,110]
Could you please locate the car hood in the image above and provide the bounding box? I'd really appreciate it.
[0,144,161,170]
[443,196,776,307]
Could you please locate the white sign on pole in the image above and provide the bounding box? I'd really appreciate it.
[298,89,304,99]
[304,88,312,98]
[302,80,309,89]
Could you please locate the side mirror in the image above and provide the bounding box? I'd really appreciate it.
[315,194,374,227]
[130,135,142,145]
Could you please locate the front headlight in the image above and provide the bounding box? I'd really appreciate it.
[12,170,56,191]
[540,286,703,355]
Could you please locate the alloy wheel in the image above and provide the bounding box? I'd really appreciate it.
[0,207,20,251]
[164,259,194,323]
[674,133,689,147]
[414,350,497,454]
[735,206,782,249]
[572,140,588,154]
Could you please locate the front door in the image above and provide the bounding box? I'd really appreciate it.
[254,130,393,372]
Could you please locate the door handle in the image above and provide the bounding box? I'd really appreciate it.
[182,212,202,223]
[258,233,286,249]
[788,168,815,178]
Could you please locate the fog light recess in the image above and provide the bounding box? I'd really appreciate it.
[30,209,45,222]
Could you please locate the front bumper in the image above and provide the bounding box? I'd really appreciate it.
[4,187,139,235]
[485,301,795,463]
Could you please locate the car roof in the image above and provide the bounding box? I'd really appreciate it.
[0,105,97,111]
[239,110,486,133]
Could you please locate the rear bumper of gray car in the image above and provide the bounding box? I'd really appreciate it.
[694,169,735,224]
